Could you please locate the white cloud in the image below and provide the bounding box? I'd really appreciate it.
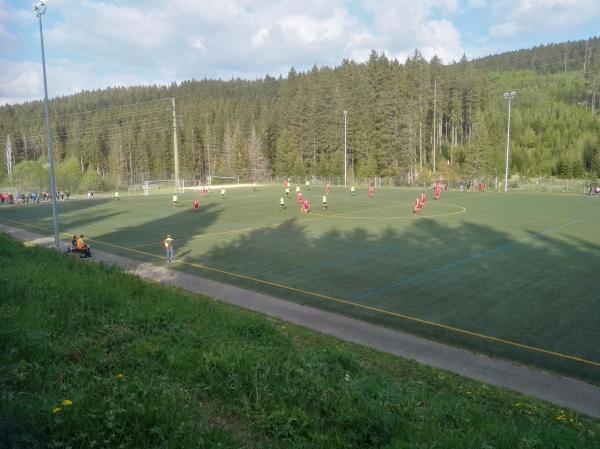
[187,37,206,51]
[0,58,153,106]
[468,0,486,7]
[0,60,41,105]
[490,21,519,37]
[0,0,21,52]
[490,0,600,38]
[0,0,471,104]
[357,1,465,62]
[419,20,464,62]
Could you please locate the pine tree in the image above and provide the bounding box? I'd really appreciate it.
[274,128,296,176]
[591,151,600,178]
[247,126,270,180]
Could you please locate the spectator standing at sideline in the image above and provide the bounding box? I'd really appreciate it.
[164,235,174,263]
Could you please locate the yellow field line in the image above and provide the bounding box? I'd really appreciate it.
[1,216,599,369]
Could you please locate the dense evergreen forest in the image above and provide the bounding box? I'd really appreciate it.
[1,37,599,192]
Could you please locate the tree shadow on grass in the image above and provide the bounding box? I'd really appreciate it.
[182,213,600,383]
[91,202,223,263]
[59,211,128,235]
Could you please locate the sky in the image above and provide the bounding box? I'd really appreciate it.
[1,0,599,106]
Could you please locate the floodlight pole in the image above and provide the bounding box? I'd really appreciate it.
[35,1,60,249]
[503,91,516,193]
[343,110,347,187]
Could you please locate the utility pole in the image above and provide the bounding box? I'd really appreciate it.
[503,91,517,192]
[432,78,437,173]
[343,110,348,187]
[408,114,413,181]
[206,123,212,183]
[172,97,180,192]
[419,75,423,170]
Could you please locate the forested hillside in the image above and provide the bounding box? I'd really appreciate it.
[1,37,599,192]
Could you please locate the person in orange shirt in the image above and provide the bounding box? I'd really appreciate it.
[76,234,91,258]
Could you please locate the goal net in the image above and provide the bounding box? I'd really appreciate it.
[208,176,240,186]
[141,180,185,196]
[359,177,382,188]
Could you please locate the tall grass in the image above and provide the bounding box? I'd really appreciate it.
[0,234,598,448]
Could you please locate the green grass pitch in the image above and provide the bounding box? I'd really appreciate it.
[1,185,599,382]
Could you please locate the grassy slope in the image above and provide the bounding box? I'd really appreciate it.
[0,234,599,449]
[1,187,599,383]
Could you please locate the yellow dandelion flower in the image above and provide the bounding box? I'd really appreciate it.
[116,373,124,379]
[62,399,73,407]
[52,407,62,414]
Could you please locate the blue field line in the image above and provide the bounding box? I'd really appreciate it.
[355,214,599,301]
[277,245,393,280]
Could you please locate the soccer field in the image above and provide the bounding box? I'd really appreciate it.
[1,185,599,382]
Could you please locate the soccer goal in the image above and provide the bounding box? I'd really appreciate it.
[141,180,185,196]
[209,176,240,186]
[359,177,382,188]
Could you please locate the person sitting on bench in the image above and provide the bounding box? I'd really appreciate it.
[66,235,78,253]
[76,234,91,258]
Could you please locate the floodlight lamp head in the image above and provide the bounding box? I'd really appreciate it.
[503,92,509,99]
[511,91,517,97]
[33,0,46,16]
[343,110,347,115]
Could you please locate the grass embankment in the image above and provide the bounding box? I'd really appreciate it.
[0,234,598,449]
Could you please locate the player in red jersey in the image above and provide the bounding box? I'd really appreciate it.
[296,191,303,206]
[325,182,332,194]
[421,191,427,208]
[413,196,421,214]
[193,198,199,212]
[302,199,311,214]
[368,186,374,198]
[434,184,441,200]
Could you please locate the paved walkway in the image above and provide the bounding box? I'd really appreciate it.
[2,222,599,419]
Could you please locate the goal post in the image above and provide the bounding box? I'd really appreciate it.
[209,176,240,186]
[140,180,184,196]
